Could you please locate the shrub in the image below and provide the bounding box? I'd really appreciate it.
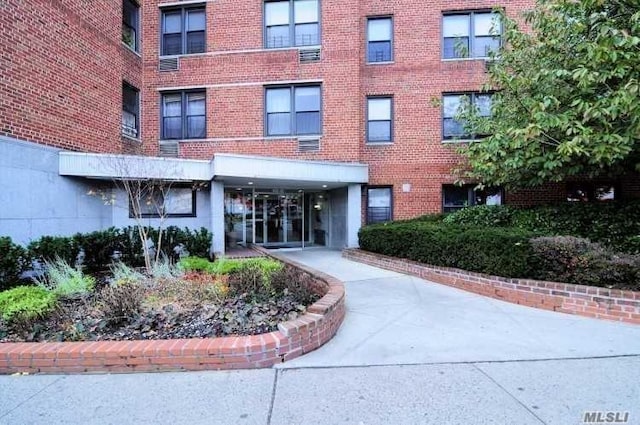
[0,286,57,325]
[109,262,145,286]
[28,236,78,265]
[0,237,31,291]
[74,227,126,272]
[529,236,640,290]
[150,226,212,261]
[227,258,283,298]
[443,205,516,227]
[359,222,538,278]
[33,259,95,297]
[178,256,213,273]
[150,257,183,280]
[270,266,323,305]
[98,282,145,325]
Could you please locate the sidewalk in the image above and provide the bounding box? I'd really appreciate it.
[1,249,639,425]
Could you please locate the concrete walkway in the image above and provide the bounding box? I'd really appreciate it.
[1,249,639,425]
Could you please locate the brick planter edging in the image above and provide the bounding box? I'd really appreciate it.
[0,250,345,374]
[344,249,640,325]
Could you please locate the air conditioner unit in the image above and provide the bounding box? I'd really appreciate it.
[121,125,138,138]
[159,57,180,72]
[159,141,179,157]
[299,47,321,64]
[298,137,320,152]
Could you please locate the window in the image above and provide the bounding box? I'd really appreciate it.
[367,17,392,62]
[161,91,206,140]
[443,92,492,140]
[367,187,393,224]
[567,183,616,202]
[442,185,503,213]
[367,97,393,143]
[443,11,501,59]
[266,85,321,136]
[122,0,139,51]
[264,0,319,48]
[122,82,139,139]
[131,186,196,218]
[161,6,206,56]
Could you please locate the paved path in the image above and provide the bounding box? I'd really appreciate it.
[1,249,639,425]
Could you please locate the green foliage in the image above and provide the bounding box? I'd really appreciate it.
[359,222,538,278]
[443,202,640,253]
[33,259,95,297]
[0,286,57,324]
[530,236,640,290]
[178,256,214,273]
[0,237,31,291]
[109,262,145,286]
[227,258,285,298]
[28,236,78,265]
[455,0,640,187]
[75,228,125,272]
[150,257,183,280]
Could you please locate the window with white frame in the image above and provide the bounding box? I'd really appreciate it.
[264,0,319,48]
[367,17,393,62]
[367,97,393,143]
[132,186,196,218]
[161,91,206,140]
[161,6,206,56]
[443,11,501,59]
[442,92,492,140]
[266,85,321,136]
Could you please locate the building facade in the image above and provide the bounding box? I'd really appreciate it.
[1,0,635,254]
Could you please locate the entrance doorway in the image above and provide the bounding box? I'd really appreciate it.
[224,189,328,250]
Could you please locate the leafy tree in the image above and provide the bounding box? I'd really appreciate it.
[455,0,640,188]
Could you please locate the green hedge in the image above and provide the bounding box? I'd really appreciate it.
[0,237,31,291]
[359,222,539,278]
[442,202,640,253]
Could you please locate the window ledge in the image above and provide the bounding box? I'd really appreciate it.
[122,43,142,58]
[159,52,208,59]
[366,61,395,66]
[441,139,474,144]
[366,142,394,146]
[441,57,491,62]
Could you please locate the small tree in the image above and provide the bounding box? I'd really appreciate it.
[453,0,640,188]
[90,156,183,274]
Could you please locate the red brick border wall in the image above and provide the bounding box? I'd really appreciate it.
[0,253,345,374]
[344,249,640,325]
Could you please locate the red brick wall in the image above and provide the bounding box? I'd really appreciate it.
[0,0,142,153]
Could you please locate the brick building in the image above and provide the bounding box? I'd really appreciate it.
[0,0,633,254]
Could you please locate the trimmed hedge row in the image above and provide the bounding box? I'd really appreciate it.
[0,227,212,291]
[442,203,640,254]
[359,222,539,278]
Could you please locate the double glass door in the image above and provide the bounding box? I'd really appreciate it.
[254,193,303,246]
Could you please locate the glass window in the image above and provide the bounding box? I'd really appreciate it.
[367,187,393,224]
[266,85,321,136]
[442,185,503,213]
[122,82,139,138]
[265,0,319,48]
[567,183,616,202]
[367,17,392,62]
[367,97,392,143]
[442,92,492,140]
[134,187,196,217]
[443,12,501,59]
[122,0,139,51]
[162,91,206,140]
[162,7,206,56]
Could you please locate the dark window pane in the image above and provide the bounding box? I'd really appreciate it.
[123,86,138,114]
[443,118,466,139]
[368,41,392,62]
[266,25,290,48]
[187,116,206,138]
[473,36,500,57]
[294,86,320,112]
[268,112,291,135]
[367,188,392,223]
[187,31,205,54]
[163,117,182,139]
[296,111,320,135]
[295,23,319,46]
[443,186,468,209]
[443,37,469,58]
[163,33,182,55]
[368,121,391,142]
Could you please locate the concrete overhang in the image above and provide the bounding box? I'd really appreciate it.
[59,152,369,188]
[212,154,369,189]
[59,152,211,181]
